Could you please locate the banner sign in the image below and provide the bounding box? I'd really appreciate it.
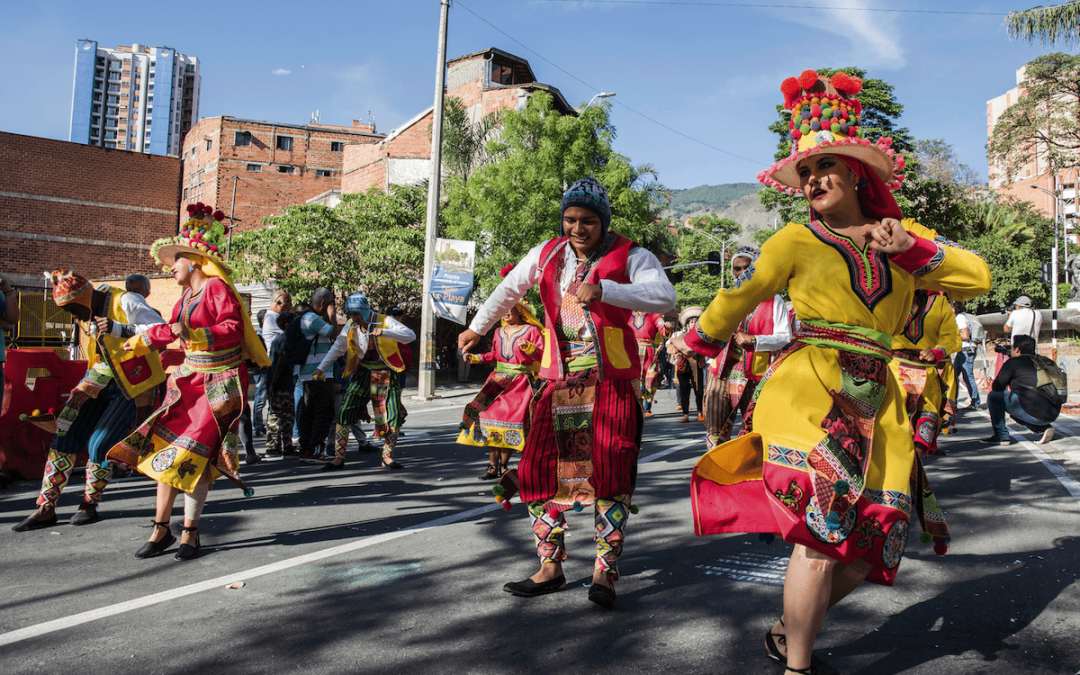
[430,238,476,325]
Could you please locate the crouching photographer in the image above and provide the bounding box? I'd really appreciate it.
[982,335,1066,446]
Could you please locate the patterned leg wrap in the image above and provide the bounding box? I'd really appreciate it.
[528,500,567,564]
[381,432,398,462]
[334,424,349,461]
[82,461,112,506]
[594,494,631,580]
[36,450,76,507]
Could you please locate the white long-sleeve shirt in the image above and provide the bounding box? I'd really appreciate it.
[108,292,166,338]
[747,294,793,352]
[468,240,677,337]
[318,315,415,372]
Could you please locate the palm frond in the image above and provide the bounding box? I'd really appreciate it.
[1006,1,1080,45]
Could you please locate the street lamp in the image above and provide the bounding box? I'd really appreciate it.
[1030,181,1063,350]
[582,91,615,110]
[681,225,737,289]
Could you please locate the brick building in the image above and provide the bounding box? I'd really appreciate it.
[180,116,384,233]
[988,63,1080,240]
[0,131,182,286]
[342,48,577,194]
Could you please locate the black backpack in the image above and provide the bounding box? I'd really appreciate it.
[282,311,316,369]
[1030,355,1068,407]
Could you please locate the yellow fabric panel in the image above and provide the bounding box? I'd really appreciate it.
[893,294,963,353]
[694,432,764,484]
[602,326,633,370]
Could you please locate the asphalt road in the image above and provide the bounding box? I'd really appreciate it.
[1,383,1079,674]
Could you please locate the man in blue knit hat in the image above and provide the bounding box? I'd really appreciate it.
[458,176,676,609]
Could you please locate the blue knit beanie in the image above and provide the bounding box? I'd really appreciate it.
[560,176,612,236]
[345,292,374,323]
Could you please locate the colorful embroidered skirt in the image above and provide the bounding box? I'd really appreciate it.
[518,368,642,508]
[889,351,945,453]
[691,322,949,586]
[457,366,532,451]
[108,360,248,494]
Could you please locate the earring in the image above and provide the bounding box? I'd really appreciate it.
[188,265,195,273]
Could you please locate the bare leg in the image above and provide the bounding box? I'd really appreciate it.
[498,449,513,474]
[149,482,180,542]
[531,560,563,583]
[781,545,835,673]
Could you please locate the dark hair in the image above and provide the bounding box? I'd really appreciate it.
[125,273,151,295]
[257,309,267,324]
[276,311,296,331]
[1014,335,1037,355]
[388,306,404,317]
[311,287,334,307]
[952,301,965,313]
[293,302,311,315]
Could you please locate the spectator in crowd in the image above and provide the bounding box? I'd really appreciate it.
[952,301,982,409]
[0,275,20,412]
[287,302,310,451]
[262,290,292,350]
[251,309,269,437]
[983,335,1061,446]
[295,289,343,460]
[1004,295,1041,344]
[265,311,298,457]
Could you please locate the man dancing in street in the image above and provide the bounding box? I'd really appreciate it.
[13,269,165,531]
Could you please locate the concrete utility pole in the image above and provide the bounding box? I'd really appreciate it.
[416,0,450,400]
[227,175,239,261]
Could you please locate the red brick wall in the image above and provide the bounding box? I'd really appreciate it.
[0,131,181,280]
[180,117,383,232]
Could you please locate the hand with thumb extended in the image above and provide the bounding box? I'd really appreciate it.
[867,218,913,255]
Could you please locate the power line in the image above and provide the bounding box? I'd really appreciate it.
[533,0,1001,16]
[453,0,766,165]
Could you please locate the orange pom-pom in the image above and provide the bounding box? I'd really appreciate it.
[797,69,819,90]
[780,76,801,107]
[830,72,863,96]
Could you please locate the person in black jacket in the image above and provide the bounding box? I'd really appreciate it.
[265,311,299,456]
[983,335,1060,445]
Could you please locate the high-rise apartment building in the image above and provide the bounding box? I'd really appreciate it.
[70,40,200,156]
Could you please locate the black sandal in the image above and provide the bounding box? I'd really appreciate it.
[765,618,786,665]
[135,521,176,559]
[785,666,815,675]
[175,526,200,561]
[480,464,499,480]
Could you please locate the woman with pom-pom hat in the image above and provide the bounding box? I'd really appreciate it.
[107,203,269,561]
[458,176,676,609]
[670,71,991,674]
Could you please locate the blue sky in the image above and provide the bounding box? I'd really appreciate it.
[0,0,1056,189]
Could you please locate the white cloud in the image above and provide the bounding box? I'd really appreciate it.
[777,0,905,70]
[272,68,292,76]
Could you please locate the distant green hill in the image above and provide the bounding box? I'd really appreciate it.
[660,183,761,221]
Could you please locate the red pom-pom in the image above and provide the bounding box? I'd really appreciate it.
[830,72,862,95]
[186,204,197,215]
[194,202,205,212]
[48,408,56,414]
[502,500,512,511]
[933,541,948,556]
[500,264,515,278]
[780,76,802,107]
[202,204,214,215]
[213,210,225,221]
[797,69,819,90]
[853,100,862,115]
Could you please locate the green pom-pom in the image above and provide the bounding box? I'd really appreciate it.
[830,123,841,134]
[18,414,28,421]
[572,501,584,512]
[833,479,849,496]
[800,123,811,135]
[919,531,933,544]
[629,503,639,514]
[492,485,505,497]
[244,488,255,498]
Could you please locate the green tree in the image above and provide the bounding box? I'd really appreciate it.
[1007,1,1080,45]
[230,185,427,311]
[438,96,504,184]
[987,52,1080,183]
[442,92,673,297]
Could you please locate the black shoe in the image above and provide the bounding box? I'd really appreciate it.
[174,526,200,561]
[282,447,298,457]
[245,453,262,465]
[588,582,617,609]
[321,460,345,472]
[980,436,1012,446]
[135,521,176,559]
[381,460,404,470]
[265,447,283,457]
[503,574,567,597]
[765,619,786,665]
[12,512,58,532]
[356,442,376,454]
[480,464,500,480]
[70,503,102,526]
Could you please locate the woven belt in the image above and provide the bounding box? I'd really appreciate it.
[185,346,243,373]
[795,319,892,360]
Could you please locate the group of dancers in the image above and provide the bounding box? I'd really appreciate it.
[9,69,991,674]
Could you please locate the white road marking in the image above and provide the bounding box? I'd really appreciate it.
[0,437,702,647]
[970,410,1080,506]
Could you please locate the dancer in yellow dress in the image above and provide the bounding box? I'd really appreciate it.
[889,291,962,455]
[670,70,991,675]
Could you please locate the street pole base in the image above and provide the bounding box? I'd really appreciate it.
[411,394,442,402]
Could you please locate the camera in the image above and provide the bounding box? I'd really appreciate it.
[994,342,1013,354]
[1000,304,1016,314]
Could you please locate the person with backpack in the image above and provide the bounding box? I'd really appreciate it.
[952,301,983,409]
[983,335,1063,445]
[265,311,299,457]
[291,289,344,460]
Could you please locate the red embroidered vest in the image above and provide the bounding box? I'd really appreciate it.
[537,235,641,382]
